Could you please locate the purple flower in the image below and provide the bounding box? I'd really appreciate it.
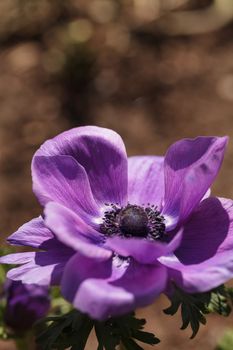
[4,280,50,332]
[1,126,233,320]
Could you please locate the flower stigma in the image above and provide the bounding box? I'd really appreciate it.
[100,203,165,240]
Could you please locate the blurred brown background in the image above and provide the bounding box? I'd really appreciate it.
[0,0,233,349]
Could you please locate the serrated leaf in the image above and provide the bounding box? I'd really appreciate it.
[95,312,160,350]
[164,297,181,315]
[226,287,233,302]
[37,310,160,350]
[208,286,232,316]
[95,323,119,350]
[36,310,94,350]
[122,338,144,350]
[132,330,160,345]
[164,284,232,339]
[164,285,209,338]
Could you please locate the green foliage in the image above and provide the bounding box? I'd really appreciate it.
[36,310,93,350]
[216,330,233,350]
[0,247,15,279]
[164,284,233,339]
[50,287,72,316]
[0,301,9,341]
[0,250,13,341]
[208,285,232,316]
[36,311,160,350]
[226,287,233,304]
[0,265,6,286]
[95,313,160,350]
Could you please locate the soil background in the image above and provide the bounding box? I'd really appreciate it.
[0,0,233,349]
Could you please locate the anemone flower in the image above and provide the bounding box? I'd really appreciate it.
[1,126,233,320]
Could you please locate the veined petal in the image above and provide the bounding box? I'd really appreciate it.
[0,252,36,265]
[7,216,62,250]
[163,136,228,230]
[3,250,73,286]
[128,156,164,208]
[159,197,233,292]
[45,202,112,260]
[32,155,101,222]
[61,253,167,320]
[159,253,233,294]
[105,230,182,264]
[33,126,128,206]
[175,197,231,264]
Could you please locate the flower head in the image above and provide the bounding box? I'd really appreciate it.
[4,280,50,332]
[1,126,233,320]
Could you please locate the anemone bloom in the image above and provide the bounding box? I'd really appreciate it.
[1,126,233,320]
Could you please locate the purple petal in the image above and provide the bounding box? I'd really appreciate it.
[32,155,101,222]
[112,259,167,308]
[61,253,167,320]
[45,202,112,260]
[105,230,182,264]
[2,250,73,286]
[159,253,233,294]
[163,136,228,230]
[128,156,164,208]
[0,252,36,264]
[159,197,233,292]
[34,126,128,206]
[175,197,231,264]
[203,188,211,200]
[7,216,62,250]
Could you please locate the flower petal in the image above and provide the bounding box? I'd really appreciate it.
[61,253,167,320]
[163,136,228,230]
[105,230,182,264]
[32,155,101,222]
[0,252,35,264]
[1,250,73,286]
[175,197,231,264]
[159,197,233,292]
[44,202,112,260]
[128,156,164,208]
[34,126,128,206]
[7,216,62,250]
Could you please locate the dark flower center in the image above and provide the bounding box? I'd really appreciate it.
[119,205,148,237]
[100,203,165,240]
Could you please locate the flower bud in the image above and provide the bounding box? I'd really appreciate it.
[4,280,50,332]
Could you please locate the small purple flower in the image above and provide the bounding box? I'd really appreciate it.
[4,280,50,332]
[1,126,233,320]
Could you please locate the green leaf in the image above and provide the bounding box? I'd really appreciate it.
[132,330,160,345]
[164,284,232,339]
[121,338,144,350]
[0,294,11,341]
[36,310,94,350]
[37,310,160,350]
[208,286,231,316]
[225,287,233,305]
[95,312,159,350]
